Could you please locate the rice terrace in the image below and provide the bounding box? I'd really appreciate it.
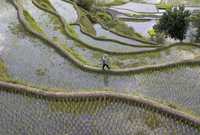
[1,0,200,134]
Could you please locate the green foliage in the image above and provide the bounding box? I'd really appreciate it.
[23,10,43,33]
[8,23,25,35]
[87,13,98,23]
[159,0,200,6]
[154,5,191,41]
[156,3,173,10]
[148,28,165,43]
[95,11,146,40]
[33,0,55,12]
[145,113,160,129]
[76,0,94,11]
[0,59,10,81]
[148,28,156,38]
[79,10,96,35]
[191,12,200,41]
[65,23,77,38]
[35,68,47,76]
[95,0,126,6]
[49,99,110,115]
[96,12,112,22]
[112,21,136,36]
[102,18,142,38]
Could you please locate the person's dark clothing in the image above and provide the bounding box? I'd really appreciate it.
[103,63,110,70]
[101,56,110,71]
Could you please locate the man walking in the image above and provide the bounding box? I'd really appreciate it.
[101,54,110,71]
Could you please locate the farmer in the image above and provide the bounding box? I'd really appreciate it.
[101,54,110,71]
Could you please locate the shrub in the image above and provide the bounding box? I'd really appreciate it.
[76,0,94,11]
[191,12,200,41]
[154,5,191,42]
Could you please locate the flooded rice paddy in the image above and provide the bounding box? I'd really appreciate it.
[73,25,153,52]
[125,20,156,37]
[1,0,200,134]
[49,0,78,23]
[110,2,158,13]
[1,0,200,114]
[0,90,199,135]
[93,24,144,46]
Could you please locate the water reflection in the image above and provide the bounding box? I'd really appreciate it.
[125,20,156,37]
[49,0,78,23]
[103,74,109,87]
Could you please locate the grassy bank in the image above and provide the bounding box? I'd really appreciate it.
[0,59,10,81]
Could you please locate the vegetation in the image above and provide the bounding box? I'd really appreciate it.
[79,8,96,35]
[0,59,10,81]
[159,0,200,6]
[2,0,200,134]
[80,15,96,35]
[191,12,200,41]
[23,10,43,33]
[96,12,112,22]
[148,28,165,43]
[76,0,94,11]
[156,3,173,10]
[1,88,198,134]
[96,11,143,39]
[95,0,127,7]
[154,5,191,42]
[75,5,150,43]
[49,99,110,115]
[145,113,160,129]
[33,0,55,12]
[35,68,47,76]
[65,23,78,37]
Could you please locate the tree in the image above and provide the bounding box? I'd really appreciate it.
[76,0,94,11]
[154,5,191,42]
[191,12,200,41]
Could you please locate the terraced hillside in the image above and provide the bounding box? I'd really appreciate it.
[1,0,200,134]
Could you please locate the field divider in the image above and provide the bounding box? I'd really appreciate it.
[13,0,200,75]
[33,0,162,54]
[63,0,160,48]
[32,0,200,54]
[74,23,161,48]
[66,0,158,45]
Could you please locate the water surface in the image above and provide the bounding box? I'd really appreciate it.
[125,20,156,37]
[1,0,200,116]
[110,2,158,13]
[49,0,78,23]
[0,90,199,135]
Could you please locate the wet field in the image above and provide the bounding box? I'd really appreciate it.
[0,90,199,135]
[1,0,200,134]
